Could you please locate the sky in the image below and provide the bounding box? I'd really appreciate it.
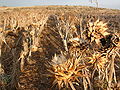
[0,0,120,9]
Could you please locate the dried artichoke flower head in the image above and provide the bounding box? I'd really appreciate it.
[48,54,86,90]
[87,19,110,44]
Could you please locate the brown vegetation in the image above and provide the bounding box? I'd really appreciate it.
[0,6,120,90]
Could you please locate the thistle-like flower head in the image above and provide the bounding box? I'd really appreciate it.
[47,54,86,90]
[87,19,110,44]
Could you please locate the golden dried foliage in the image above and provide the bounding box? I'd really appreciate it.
[0,8,119,90]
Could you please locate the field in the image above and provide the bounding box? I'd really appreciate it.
[0,6,120,90]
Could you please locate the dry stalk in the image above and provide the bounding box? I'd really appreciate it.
[18,40,29,72]
[107,55,115,89]
[83,76,88,90]
[29,14,49,52]
[57,21,69,51]
[56,15,79,52]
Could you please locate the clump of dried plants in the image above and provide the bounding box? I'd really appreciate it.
[46,15,120,90]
